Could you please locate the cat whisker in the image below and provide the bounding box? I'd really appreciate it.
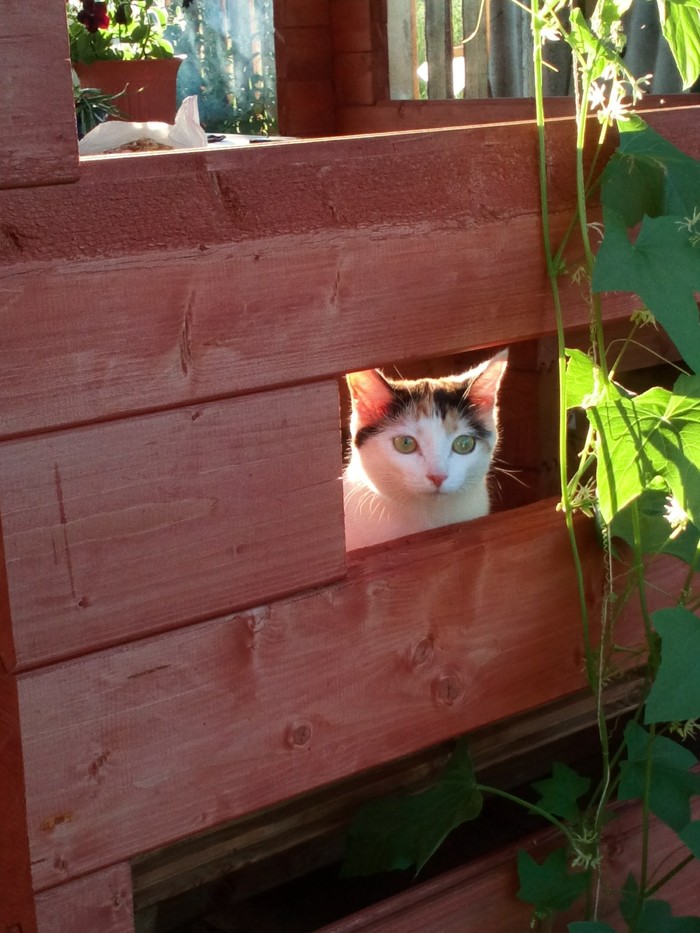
[490,462,528,488]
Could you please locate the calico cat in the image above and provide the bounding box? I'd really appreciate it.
[343,350,508,550]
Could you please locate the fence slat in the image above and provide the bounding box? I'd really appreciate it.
[0,385,345,670]
[388,0,418,98]
[462,0,490,97]
[425,0,453,98]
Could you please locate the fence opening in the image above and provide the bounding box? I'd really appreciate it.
[388,0,687,100]
[173,0,277,135]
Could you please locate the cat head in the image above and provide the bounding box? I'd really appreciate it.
[346,350,508,502]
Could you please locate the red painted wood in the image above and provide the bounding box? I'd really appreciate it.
[334,53,376,106]
[20,500,610,889]
[34,864,134,933]
[275,24,336,136]
[275,0,331,28]
[0,673,37,933]
[2,108,697,438]
[331,0,374,52]
[0,385,345,670]
[0,213,633,439]
[0,3,78,189]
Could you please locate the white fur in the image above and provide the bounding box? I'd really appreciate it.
[343,352,507,550]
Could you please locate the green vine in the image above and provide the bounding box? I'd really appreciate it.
[342,0,700,927]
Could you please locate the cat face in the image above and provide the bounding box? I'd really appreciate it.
[346,351,507,503]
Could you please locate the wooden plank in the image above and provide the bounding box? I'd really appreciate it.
[2,107,698,438]
[0,384,345,670]
[317,800,700,931]
[0,3,78,189]
[0,673,37,933]
[131,677,643,910]
[387,0,418,98]
[336,94,696,133]
[20,498,611,889]
[425,0,453,99]
[334,52,376,105]
[330,0,374,53]
[34,864,134,933]
[462,0,490,97]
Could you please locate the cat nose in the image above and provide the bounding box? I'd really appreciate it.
[427,472,448,488]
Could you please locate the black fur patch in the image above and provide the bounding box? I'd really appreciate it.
[353,380,491,448]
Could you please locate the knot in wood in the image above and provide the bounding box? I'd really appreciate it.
[408,637,434,669]
[433,671,465,707]
[285,720,312,750]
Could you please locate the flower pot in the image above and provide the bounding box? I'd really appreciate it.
[73,57,183,124]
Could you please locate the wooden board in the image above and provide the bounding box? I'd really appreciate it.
[19,499,610,890]
[0,214,603,438]
[34,864,134,933]
[0,384,345,670]
[2,107,698,439]
[336,94,698,134]
[0,673,37,933]
[0,4,78,189]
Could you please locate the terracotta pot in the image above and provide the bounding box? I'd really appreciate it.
[74,57,183,123]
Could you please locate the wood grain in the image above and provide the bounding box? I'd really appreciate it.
[0,4,78,190]
[0,215,633,440]
[0,384,345,670]
[20,499,609,890]
[34,863,134,933]
[2,107,698,439]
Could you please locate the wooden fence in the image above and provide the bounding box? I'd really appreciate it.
[1,3,699,931]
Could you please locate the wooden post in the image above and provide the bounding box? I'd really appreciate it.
[425,0,453,98]
[0,2,78,189]
[387,0,419,98]
[462,0,490,97]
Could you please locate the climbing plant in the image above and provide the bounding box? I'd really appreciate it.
[343,0,700,926]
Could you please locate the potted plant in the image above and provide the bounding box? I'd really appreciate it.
[67,0,190,123]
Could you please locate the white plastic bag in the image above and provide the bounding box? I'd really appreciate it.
[79,95,208,155]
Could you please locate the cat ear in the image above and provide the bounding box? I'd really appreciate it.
[346,370,395,425]
[464,349,508,412]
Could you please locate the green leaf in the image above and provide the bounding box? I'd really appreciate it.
[568,923,616,932]
[565,349,598,410]
[532,762,591,822]
[605,121,700,223]
[341,739,482,877]
[679,819,700,856]
[660,0,700,88]
[594,122,700,373]
[635,900,700,932]
[645,607,700,723]
[609,489,700,565]
[618,721,700,830]
[593,211,700,374]
[621,872,700,931]
[589,375,700,526]
[516,848,589,916]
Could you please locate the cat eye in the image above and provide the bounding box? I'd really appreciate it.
[393,435,418,454]
[452,435,476,454]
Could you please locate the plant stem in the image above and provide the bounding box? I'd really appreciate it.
[631,501,659,667]
[644,852,697,897]
[476,784,578,848]
[634,724,656,922]
[531,0,596,690]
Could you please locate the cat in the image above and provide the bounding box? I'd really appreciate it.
[342,350,508,550]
